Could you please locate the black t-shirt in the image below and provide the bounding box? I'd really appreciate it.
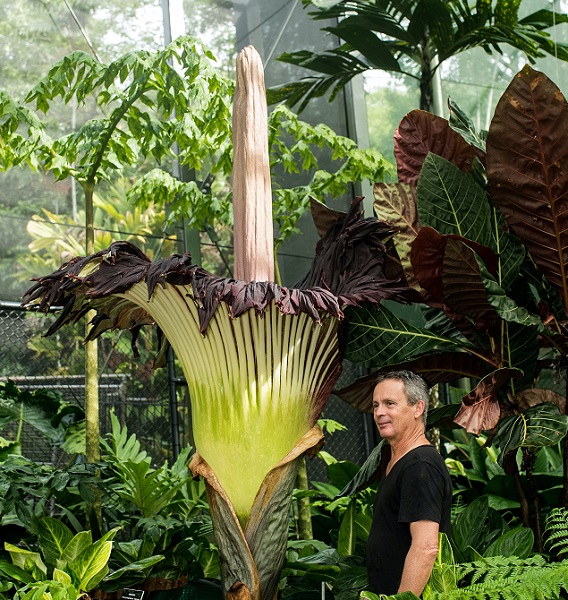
[366,444,452,595]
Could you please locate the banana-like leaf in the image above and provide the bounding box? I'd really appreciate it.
[394,111,477,185]
[493,403,568,466]
[453,368,523,435]
[335,352,490,413]
[345,304,471,368]
[417,153,492,246]
[487,65,568,312]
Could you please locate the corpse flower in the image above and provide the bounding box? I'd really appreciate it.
[23,47,407,600]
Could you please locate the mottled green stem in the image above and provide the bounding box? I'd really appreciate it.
[295,457,313,540]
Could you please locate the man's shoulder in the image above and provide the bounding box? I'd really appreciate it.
[400,445,449,476]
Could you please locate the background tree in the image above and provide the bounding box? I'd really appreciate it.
[268,0,568,113]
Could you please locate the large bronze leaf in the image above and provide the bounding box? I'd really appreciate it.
[454,368,523,435]
[394,110,477,185]
[411,226,499,306]
[487,65,568,312]
[442,237,500,324]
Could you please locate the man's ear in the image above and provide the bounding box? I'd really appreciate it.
[414,399,426,419]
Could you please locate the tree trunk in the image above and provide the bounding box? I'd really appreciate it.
[419,34,434,113]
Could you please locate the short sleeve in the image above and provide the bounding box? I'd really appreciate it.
[398,460,446,524]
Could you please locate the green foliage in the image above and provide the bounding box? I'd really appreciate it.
[0,380,83,450]
[0,519,137,599]
[544,508,568,560]
[271,0,568,111]
[2,36,390,268]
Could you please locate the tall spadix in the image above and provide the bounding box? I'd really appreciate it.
[232,45,274,282]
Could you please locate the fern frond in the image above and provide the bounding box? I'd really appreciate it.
[544,508,568,559]
[429,555,568,599]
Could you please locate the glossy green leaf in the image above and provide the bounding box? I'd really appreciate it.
[337,499,357,557]
[103,556,165,582]
[417,153,492,246]
[37,518,74,566]
[484,526,533,558]
[422,533,457,599]
[0,559,35,584]
[452,496,489,559]
[448,98,487,153]
[61,531,93,565]
[337,439,389,498]
[493,403,568,466]
[345,304,469,369]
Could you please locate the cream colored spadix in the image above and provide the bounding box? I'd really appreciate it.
[232,45,274,282]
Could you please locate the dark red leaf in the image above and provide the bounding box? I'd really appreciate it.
[487,65,568,312]
[394,110,478,185]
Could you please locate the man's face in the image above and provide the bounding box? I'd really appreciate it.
[372,378,424,442]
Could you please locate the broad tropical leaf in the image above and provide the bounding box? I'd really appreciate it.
[484,527,534,558]
[337,499,357,557]
[493,403,568,465]
[337,439,390,498]
[448,98,487,155]
[514,388,566,413]
[417,153,493,246]
[422,533,457,599]
[345,304,470,368]
[487,65,568,312]
[37,518,74,566]
[394,110,477,185]
[502,320,539,395]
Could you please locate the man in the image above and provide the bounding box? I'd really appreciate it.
[366,371,452,596]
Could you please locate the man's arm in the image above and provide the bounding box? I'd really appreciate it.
[397,520,439,596]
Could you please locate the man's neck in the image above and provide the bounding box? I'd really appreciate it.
[389,430,430,463]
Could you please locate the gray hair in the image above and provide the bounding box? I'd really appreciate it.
[375,370,430,426]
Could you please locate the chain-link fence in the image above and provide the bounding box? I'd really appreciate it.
[0,301,178,465]
[0,300,374,477]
